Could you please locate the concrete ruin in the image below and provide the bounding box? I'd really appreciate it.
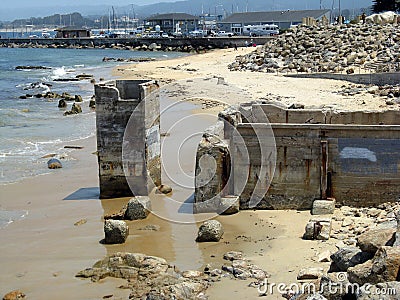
[95,80,161,198]
[195,103,400,211]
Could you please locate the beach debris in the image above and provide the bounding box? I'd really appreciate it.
[47,158,62,169]
[2,290,26,300]
[196,220,224,242]
[76,252,208,299]
[220,196,240,215]
[138,224,160,231]
[63,103,82,116]
[221,251,269,280]
[158,184,172,194]
[75,74,93,80]
[317,250,331,263]
[58,99,67,108]
[74,219,87,226]
[64,145,84,149]
[41,153,56,159]
[53,78,80,82]
[223,251,243,261]
[297,267,324,280]
[303,217,332,240]
[102,57,156,62]
[15,65,50,70]
[124,196,151,220]
[104,220,129,244]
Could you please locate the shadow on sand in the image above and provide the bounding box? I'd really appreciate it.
[63,187,100,201]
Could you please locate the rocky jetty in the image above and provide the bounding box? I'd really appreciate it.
[1,41,216,53]
[229,23,400,73]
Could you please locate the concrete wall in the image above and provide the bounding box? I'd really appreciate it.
[195,103,400,210]
[95,80,160,199]
[286,72,400,86]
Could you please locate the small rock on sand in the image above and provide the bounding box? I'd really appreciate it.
[47,158,62,169]
[2,290,25,300]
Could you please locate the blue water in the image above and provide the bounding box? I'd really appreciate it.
[0,47,185,185]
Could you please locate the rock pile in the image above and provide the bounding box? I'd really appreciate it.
[76,252,209,299]
[76,251,269,299]
[229,23,400,73]
[298,203,400,300]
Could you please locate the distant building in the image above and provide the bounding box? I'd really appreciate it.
[218,9,331,34]
[55,26,91,38]
[145,13,200,34]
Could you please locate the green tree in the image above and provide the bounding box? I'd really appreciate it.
[372,0,400,13]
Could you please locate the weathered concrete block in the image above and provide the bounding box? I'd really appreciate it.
[312,199,336,215]
[96,80,160,199]
[124,196,151,220]
[104,220,129,244]
[220,196,240,215]
[193,198,221,214]
[303,217,332,240]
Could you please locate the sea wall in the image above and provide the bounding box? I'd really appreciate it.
[0,36,272,51]
[195,103,400,210]
[95,79,160,199]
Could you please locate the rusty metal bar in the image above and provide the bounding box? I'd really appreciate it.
[321,140,328,200]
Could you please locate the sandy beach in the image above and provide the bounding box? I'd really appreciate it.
[0,47,397,299]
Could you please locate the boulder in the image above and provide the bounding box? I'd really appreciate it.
[89,97,96,109]
[329,247,373,272]
[347,246,400,285]
[2,290,25,300]
[357,228,396,253]
[319,273,351,300]
[104,220,129,244]
[47,158,62,169]
[312,199,335,215]
[64,103,82,116]
[303,217,332,240]
[158,184,172,194]
[124,196,151,220]
[196,220,224,242]
[58,99,67,108]
[148,43,158,51]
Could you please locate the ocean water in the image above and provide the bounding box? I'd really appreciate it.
[0,47,184,186]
